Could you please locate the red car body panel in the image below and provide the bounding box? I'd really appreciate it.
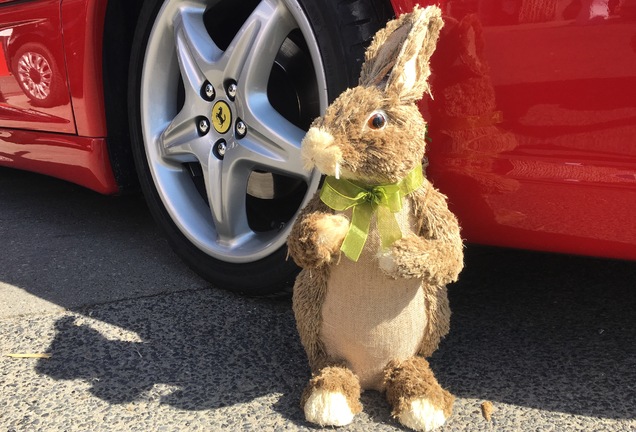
[61,0,109,137]
[0,0,117,194]
[0,0,75,133]
[0,0,635,258]
[393,0,636,260]
[0,129,116,192]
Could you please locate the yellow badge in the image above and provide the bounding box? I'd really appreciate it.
[212,101,232,134]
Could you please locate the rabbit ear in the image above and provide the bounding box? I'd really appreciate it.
[359,5,443,102]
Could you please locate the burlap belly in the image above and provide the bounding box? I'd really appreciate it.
[320,234,426,391]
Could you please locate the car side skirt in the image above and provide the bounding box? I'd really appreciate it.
[0,128,119,194]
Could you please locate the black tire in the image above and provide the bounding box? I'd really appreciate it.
[128,0,392,294]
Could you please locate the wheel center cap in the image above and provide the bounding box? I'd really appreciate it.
[212,101,232,134]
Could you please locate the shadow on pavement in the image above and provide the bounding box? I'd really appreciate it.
[434,246,636,420]
[35,291,308,415]
[0,167,208,311]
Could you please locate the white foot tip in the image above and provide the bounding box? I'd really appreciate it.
[304,389,355,427]
[398,398,448,432]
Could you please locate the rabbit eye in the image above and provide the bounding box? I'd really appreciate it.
[367,112,387,130]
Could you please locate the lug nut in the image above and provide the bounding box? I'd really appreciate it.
[217,141,227,156]
[235,120,247,138]
[213,139,227,159]
[227,82,237,100]
[197,117,210,135]
[201,82,215,101]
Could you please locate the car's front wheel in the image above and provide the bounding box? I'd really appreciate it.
[129,0,392,294]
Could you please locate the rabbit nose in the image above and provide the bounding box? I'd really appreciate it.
[300,126,342,175]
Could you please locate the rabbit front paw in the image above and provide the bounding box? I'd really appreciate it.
[315,214,350,253]
[290,213,349,268]
[378,236,429,279]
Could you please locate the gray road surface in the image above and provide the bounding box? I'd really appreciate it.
[1,166,635,431]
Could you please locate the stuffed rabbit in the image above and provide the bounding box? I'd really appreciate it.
[287,5,463,432]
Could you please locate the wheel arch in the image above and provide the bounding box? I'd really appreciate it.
[101,0,146,193]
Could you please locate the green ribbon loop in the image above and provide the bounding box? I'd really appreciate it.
[319,166,424,261]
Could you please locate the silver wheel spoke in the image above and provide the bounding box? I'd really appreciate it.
[158,111,209,164]
[173,6,222,91]
[240,100,310,182]
[203,149,252,244]
[159,112,197,157]
[225,0,296,90]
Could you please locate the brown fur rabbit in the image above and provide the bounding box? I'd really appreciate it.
[287,5,463,431]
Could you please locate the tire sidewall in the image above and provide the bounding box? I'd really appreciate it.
[293,0,352,100]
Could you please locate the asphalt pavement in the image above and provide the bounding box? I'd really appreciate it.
[1,166,635,431]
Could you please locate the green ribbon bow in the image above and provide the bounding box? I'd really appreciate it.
[319,166,424,262]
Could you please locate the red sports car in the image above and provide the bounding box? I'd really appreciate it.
[1,0,634,294]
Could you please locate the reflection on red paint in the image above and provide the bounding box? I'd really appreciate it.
[0,43,9,77]
[397,0,636,260]
[0,0,114,194]
[61,0,109,137]
[0,0,75,133]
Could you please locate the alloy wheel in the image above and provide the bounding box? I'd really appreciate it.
[139,0,324,263]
